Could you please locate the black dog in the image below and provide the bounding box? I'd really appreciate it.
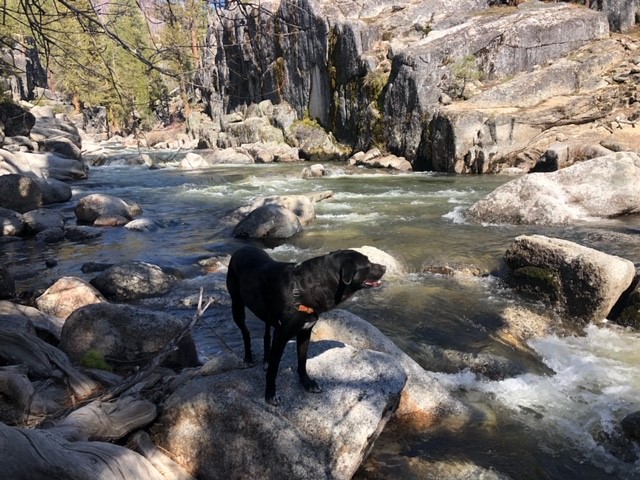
[226,246,386,405]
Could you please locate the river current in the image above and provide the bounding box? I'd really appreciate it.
[3,152,640,479]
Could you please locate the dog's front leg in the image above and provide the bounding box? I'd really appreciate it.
[264,329,289,406]
[297,328,321,393]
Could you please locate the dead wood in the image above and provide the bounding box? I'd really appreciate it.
[130,431,197,480]
[0,422,165,480]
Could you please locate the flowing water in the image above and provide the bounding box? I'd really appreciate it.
[3,151,640,479]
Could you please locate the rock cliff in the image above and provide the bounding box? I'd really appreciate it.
[199,0,637,172]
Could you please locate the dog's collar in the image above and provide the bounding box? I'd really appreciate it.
[297,304,315,314]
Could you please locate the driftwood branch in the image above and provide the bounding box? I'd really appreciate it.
[130,431,197,480]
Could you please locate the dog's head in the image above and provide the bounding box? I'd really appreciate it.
[333,249,386,292]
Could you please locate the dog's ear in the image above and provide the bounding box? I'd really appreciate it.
[341,261,357,285]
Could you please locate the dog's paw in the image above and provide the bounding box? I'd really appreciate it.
[242,359,256,369]
[303,378,322,394]
[265,394,281,406]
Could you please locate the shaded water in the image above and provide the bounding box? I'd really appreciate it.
[3,155,640,479]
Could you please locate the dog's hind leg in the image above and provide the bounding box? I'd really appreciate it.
[263,324,272,371]
[231,299,254,367]
[296,328,321,393]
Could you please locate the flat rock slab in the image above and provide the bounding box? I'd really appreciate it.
[156,342,406,480]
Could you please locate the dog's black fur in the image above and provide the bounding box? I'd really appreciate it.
[226,246,386,405]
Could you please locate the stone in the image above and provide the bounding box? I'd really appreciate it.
[504,235,636,322]
[36,277,107,320]
[177,152,210,170]
[89,261,180,302]
[0,266,16,300]
[0,101,35,136]
[75,193,142,225]
[60,303,198,373]
[466,152,640,225]
[0,207,25,236]
[21,209,65,234]
[313,309,469,431]
[0,174,42,213]
[350,246,407,278]
[0,149,88,180]
[155,343,406,480]
[233,204,303,239]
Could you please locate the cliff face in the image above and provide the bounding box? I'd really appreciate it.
[200,0,635,171]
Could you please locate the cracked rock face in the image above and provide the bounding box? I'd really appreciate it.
[200,1,611,168]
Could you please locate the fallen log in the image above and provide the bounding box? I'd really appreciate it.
[130,431,197,480]
[0,422,165,480]
[0,327,100,398]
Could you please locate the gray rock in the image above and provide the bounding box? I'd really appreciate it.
[466,152,640,225]
[124,218,159,232]
[0,149,88,180]
[227,193,322,227]
[31,177,73,205]
[200,147,254,164]
[64,226,103,241]
[36,277,106,320]
[314,310,469,430]
[89,261,179,301]
[0,207,25,236]
[504,235,636,322]
[0,102,35,136]
[0,266,15,300]
[35,227,65,244]
[155,343,406,480]
[75,193,142,225]
[22,209,65,234]
[233,204,303,239]
[60,303,198,372]
[0,174,42,213]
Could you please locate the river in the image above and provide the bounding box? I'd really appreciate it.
[3,151,640,479]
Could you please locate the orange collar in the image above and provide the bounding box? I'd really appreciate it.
[297,304,315,314]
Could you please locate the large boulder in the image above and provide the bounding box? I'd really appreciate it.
[89,261,179,302]
[154,344,406,480]
[504,235,636,323]
[0,149,88,180]
[60,303,198,372]
[313,309,468,430]
[75,194,142,225]
[226,192,330,226]
[0,101,35,137]
[36,277,106,320]
[466,152,640,225]
[233,204,303,239]
[0,174,42,213]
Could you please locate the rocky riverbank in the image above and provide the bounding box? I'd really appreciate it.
[1,100,640,478]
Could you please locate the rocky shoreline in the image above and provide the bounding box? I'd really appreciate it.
[1,101,640,478]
